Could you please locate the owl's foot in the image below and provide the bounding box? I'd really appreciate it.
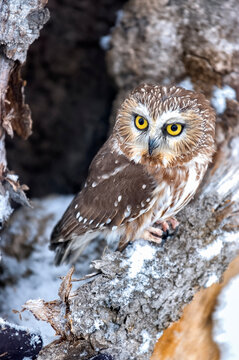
[155,217,179,233]
[142,226,165,244]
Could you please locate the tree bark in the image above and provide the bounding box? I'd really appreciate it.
[0,0,49,226]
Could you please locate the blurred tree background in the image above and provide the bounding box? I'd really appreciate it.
[6,0,127,197]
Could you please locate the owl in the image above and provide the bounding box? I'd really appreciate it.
[50,84,216,264]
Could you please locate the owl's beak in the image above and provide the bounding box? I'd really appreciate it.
[148,137,159,155]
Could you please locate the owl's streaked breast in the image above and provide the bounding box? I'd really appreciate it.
[150,159,208,223]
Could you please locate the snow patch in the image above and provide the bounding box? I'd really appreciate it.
[0,191,13,225]
[178,77,194,91]
[198,239,223,260]
[125,241,157,278]
[99,9,124,51]
[213,274,239,360]
[211,85,236,114]
[205,274,219,287]
[139,330,151,354]
[99,35,111,50]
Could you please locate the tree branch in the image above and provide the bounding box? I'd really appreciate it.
[24,100,239,359]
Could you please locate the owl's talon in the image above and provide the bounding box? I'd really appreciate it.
[142,226,163,244]
[155,217,179,233]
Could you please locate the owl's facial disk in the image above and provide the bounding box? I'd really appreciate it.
[134,113,185,156]
[116,105,200,167]
[115,84,215,168]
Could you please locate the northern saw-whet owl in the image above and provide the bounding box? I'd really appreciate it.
[50,84,216,264]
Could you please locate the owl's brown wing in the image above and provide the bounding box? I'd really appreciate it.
[50,137,157,263]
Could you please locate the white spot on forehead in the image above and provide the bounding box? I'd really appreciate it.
[142,184,146,189]
[112,226,118,231]
[78,216,83,222]
[114,201,118,207]
[76,212,81,219]
[75,204,78,209]
[158,109,183,124]
[118,195,122,202]
[92,182,97,188]
[106,218,111,224]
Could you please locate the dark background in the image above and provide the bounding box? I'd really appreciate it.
[6,0,126,197]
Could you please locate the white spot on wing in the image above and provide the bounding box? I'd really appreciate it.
[112,226,118,231]
[78,216,83,222]
[106,218,111,224]
[124,205,131,218]
[76,212,81,219]
[118,195,122,202]
[114,201,118,207]
[83,218,87,224]
[75,204,78,209]
[142,184,146,189]
[92,182,97,188]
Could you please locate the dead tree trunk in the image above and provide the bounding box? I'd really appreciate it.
[0,0,49,226]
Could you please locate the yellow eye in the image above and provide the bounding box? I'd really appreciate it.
[134,115,149,130]
[166,123,183,136]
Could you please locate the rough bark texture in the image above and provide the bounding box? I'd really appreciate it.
[0,0,49,225]
[24,99,239,359]
[108,0,239,92]
[107,0,239,124]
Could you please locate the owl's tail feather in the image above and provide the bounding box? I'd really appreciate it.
[50,222,98,265]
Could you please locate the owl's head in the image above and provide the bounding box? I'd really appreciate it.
[114,84,216,168]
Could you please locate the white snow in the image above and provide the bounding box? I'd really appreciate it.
[139,330,151,354]
[178,77,194,91]
[0,191,13,225]
[115,9,124,25]
[99,35,112,50]
[99,9,124,51]
[0,195,104,346]
[125,241,157,278]
[198,238,223,260]
[205,273,219,287]
[213,274,239,360]
[211,85,236,114]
